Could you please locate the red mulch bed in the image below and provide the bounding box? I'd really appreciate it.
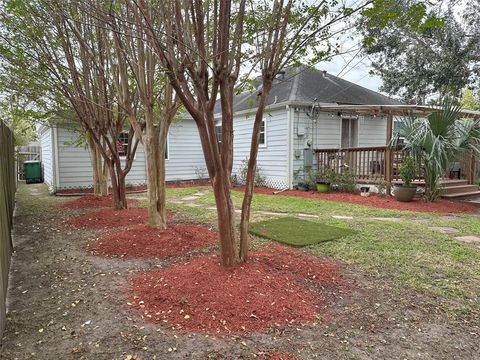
[58,195,138,209]
[233,186,478,214]
[64,208,150,229]
[87,223,217,259]
[129,245,343,335]
[265,353,299,360]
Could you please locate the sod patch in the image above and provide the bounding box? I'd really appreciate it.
[249,217,355,247]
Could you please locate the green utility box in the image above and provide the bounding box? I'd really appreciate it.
[24,160,43,184]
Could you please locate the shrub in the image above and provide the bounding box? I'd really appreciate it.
[316,167,336,184]
[399,156,415,187]
[336,169,357,192]
[235,158,266,187]
[374,177,392,196]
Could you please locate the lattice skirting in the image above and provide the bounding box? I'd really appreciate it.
[57,180,147,191]
[233,175,289,190]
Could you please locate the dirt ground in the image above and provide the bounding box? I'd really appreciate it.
[0,184,479,359]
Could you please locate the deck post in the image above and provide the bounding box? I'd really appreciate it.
[385,112,394,195]
[468,152,476,185]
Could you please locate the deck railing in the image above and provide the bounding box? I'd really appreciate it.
[315,146,425,183]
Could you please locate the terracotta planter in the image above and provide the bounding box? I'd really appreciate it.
[316,182,330,193]
[394,186,416,202]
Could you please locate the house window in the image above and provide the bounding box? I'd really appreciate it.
[117,132,129,157]
[341,118,358,148]
[216,124,222,144]
[259,118,266,146]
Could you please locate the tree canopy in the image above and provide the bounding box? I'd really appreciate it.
[361,0,479,102]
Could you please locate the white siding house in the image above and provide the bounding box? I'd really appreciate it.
[290,108,388,185]
[39,125,54,190]
[225,65,400,189]
[39,65,400,193]
[39,119,207,193]
[229,108,290,189]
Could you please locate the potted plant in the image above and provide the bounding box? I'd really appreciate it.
[394,156,417,202]
[316,168,335,193]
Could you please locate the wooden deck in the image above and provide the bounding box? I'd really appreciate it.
[314,146,477,185]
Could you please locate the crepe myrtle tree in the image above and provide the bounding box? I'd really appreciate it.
[0,0,140,208]
[100,0,182,228]
[0,11,110,196]
[134,0,435,266]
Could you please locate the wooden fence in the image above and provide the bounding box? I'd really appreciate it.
[0,121,16,339]
[16,143,41,180]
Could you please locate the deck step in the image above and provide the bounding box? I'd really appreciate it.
[441,190,480,200]
[439,179,469,188]
[439,185,480,195]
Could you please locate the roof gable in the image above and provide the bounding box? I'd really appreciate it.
[227,64,401,114]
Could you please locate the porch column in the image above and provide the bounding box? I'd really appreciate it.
[385,112,393,194]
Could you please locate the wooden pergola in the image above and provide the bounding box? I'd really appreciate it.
[313,104,480,186]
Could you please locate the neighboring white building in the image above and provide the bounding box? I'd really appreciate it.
[39,65,400,193]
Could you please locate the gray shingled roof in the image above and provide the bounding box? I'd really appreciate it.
[224,64,401,114]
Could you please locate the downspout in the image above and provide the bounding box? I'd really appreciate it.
[53,126,60,193]
[287,105,294,189]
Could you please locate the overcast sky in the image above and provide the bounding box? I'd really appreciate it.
[313,0,469,96]
[317,56,382,93]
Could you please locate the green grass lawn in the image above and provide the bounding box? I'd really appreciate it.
[23,184,480,317]
[184,188,480,316]
[197,189,438,219]
[250,217,356,246]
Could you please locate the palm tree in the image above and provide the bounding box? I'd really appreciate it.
[393,97,480,201]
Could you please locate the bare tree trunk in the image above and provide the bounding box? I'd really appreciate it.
[238,84,271,262]
[212,172,238,266]
[145,127,168,228]
[97,140,108,196]
[87,134,102,196]
[98,154,108,196]
[117,171,128,209]
[107,159,128,210]
[88,137,108,196]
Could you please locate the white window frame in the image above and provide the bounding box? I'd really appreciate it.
[259,117,267,148]
[216,123,222,144]
[118,132,130,159]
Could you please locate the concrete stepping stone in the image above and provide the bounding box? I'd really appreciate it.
[429,226,460,235]
[455,235,480,243]
[297,213,319,218]
[181,195,201,201]
[258,211,289,217]
[370,217,403,222]
[332,215,354,220]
